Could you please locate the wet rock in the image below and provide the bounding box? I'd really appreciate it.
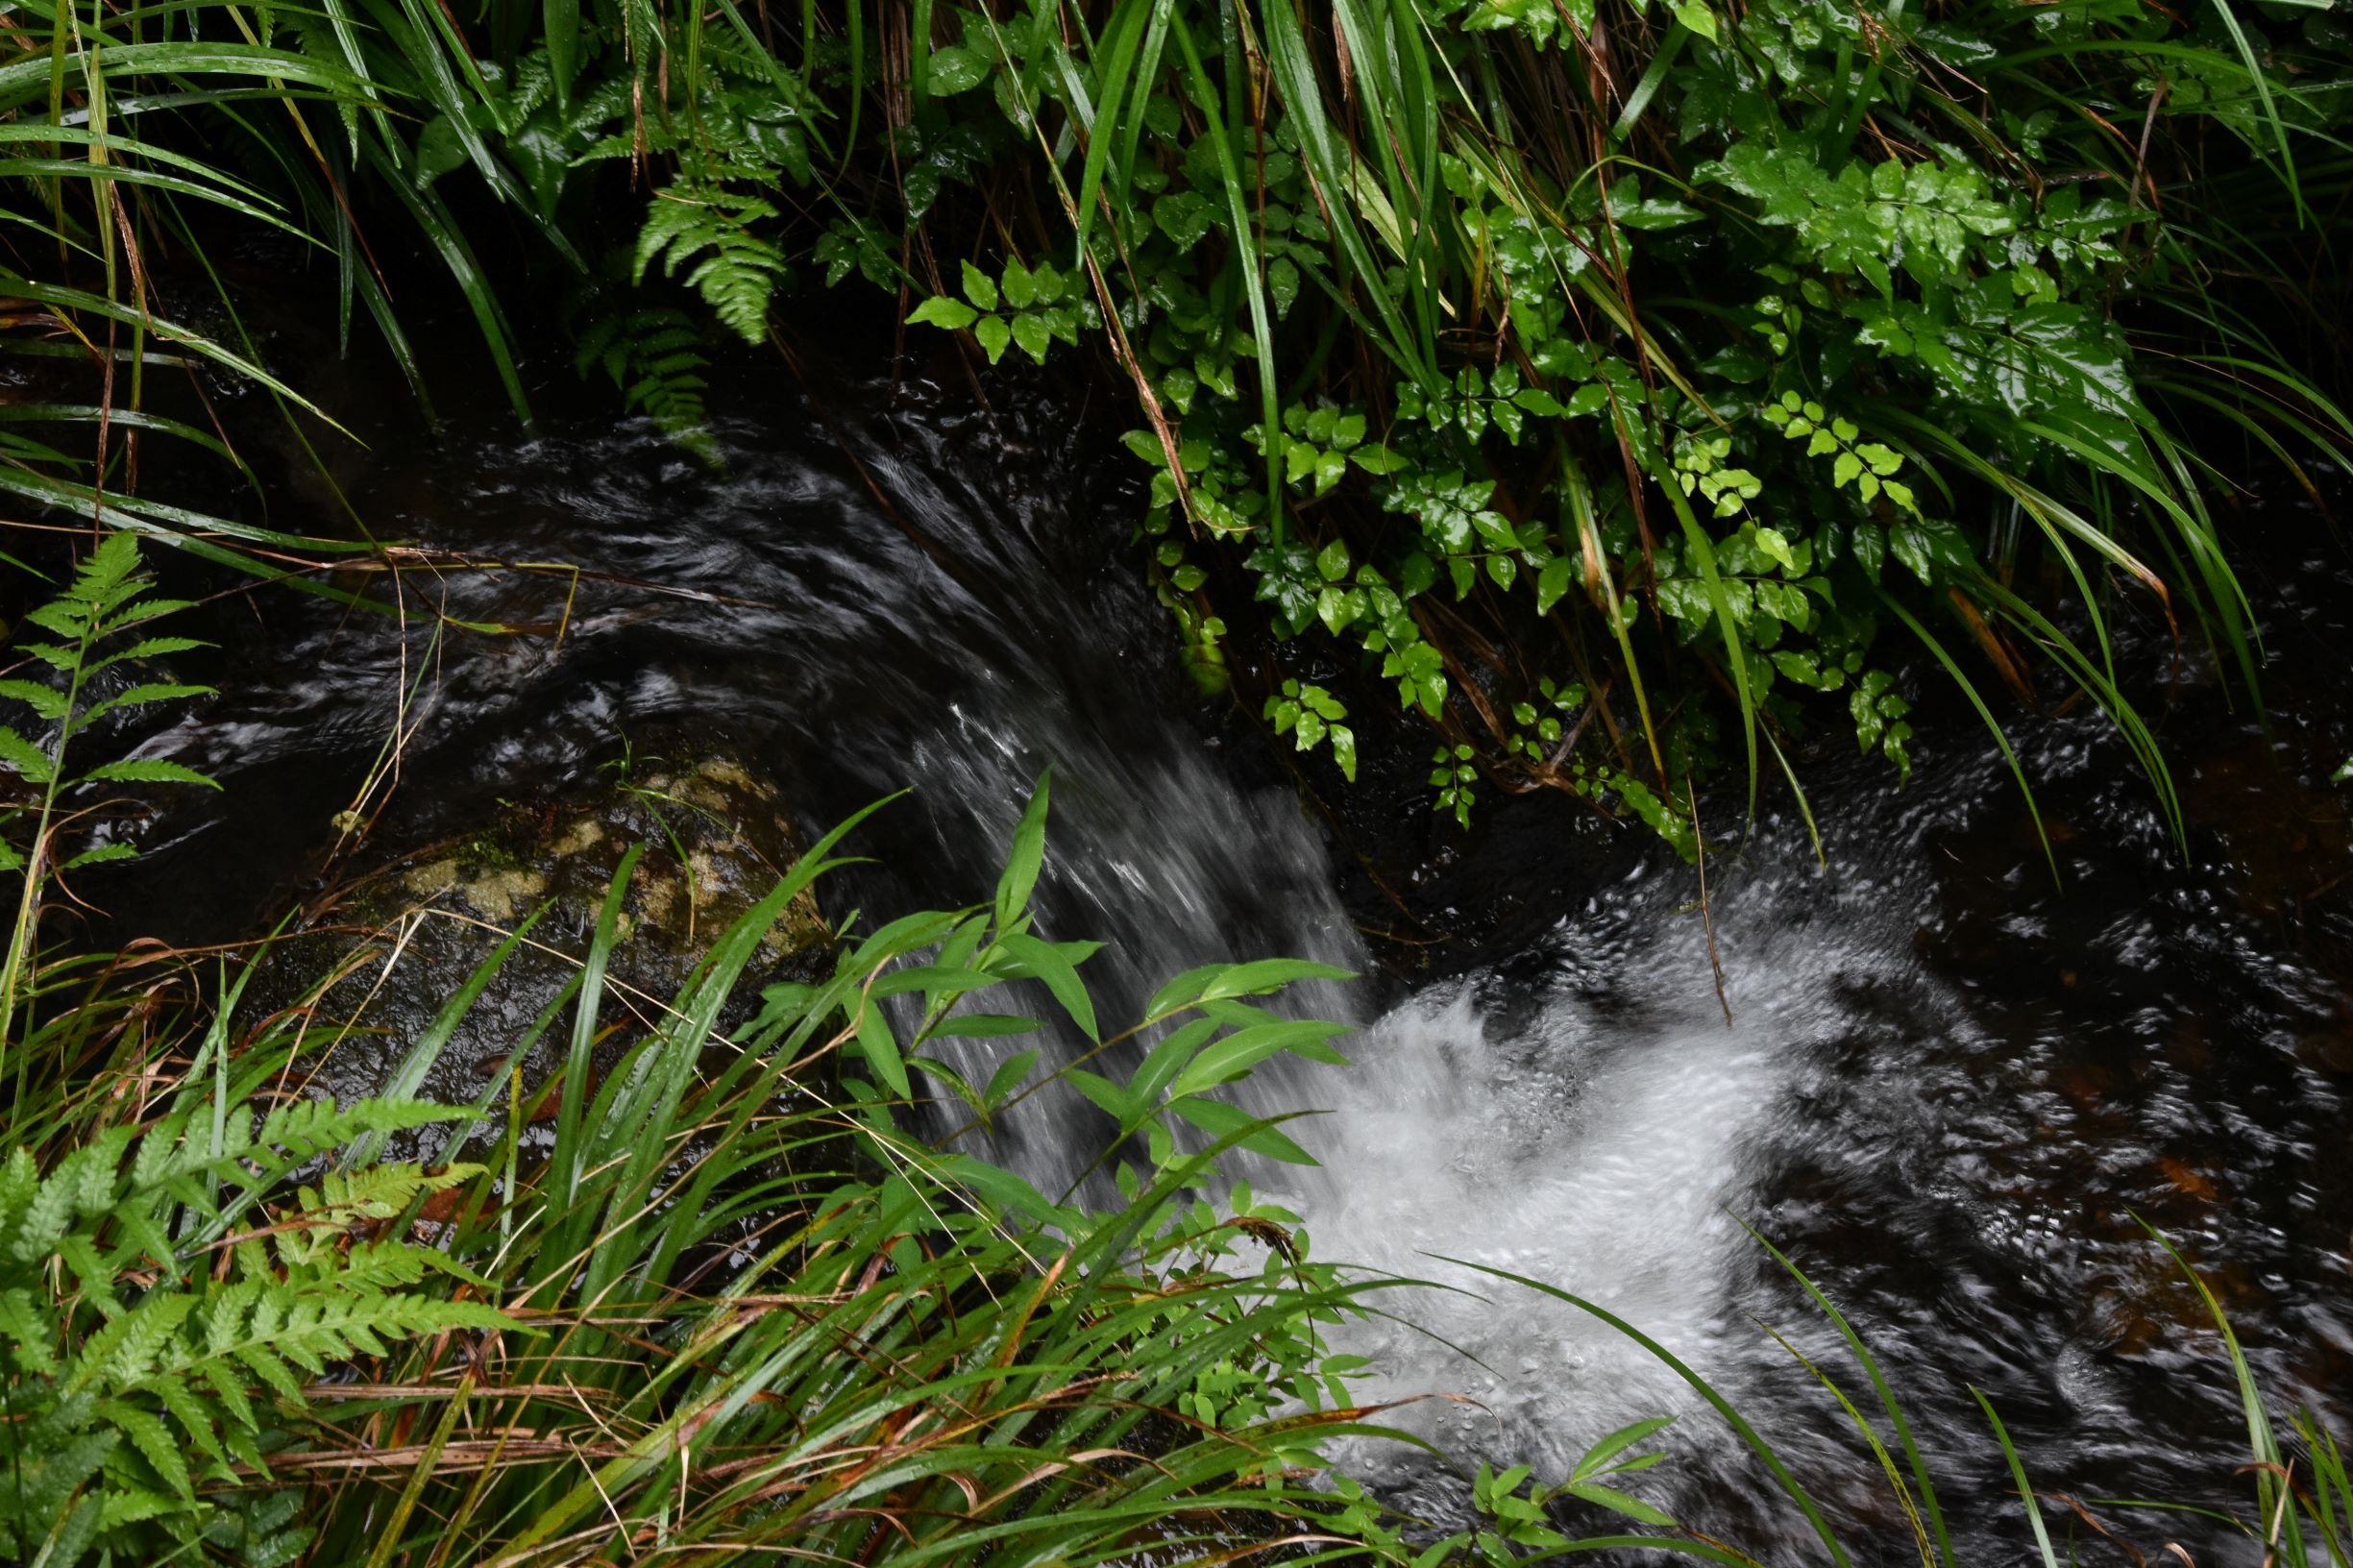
[257,754,831,1113]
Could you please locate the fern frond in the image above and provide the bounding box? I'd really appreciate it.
[276,1162,481,1265]
[254,1097,466,1167]
[7,1128,130,1262]
[634,184,789,342]
[576,306,717,454]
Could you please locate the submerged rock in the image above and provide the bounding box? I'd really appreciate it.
[261,753,831,1114]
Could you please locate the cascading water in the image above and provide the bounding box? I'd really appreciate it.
[126,361,2353,1565]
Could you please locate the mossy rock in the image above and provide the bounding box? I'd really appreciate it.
[268,755,832,1115]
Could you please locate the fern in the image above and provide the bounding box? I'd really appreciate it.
[0,1099,516,1566]
[0,534,216,1052]
[575,305,718,454]
[634,184,791,343]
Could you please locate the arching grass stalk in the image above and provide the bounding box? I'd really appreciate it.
[1458,1225,2353,1568]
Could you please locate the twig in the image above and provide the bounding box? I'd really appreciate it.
[1689,772,1731,1027]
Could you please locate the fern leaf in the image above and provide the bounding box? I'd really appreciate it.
[233,1339,304,1401]
[57,1234,121,1316]
[204,1281,258,1359]
[44,1489,107,1568]
[682,239,788,341]
[0,1146,39,1246]
[0,677,69,720]
[96,1400,194,1500]
[9,1133,123,1264]
[0,723,56,784]
[191,1355,259,1434]
[88,635,208,672]
[0,1285,58,1373]
[149,1375,233,1478]
[233,1097,466,1182]
[74,1291,195,1393]
[93,1484,180,1532]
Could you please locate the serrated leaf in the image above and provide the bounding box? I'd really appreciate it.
[0,725,55,783]
[81,759,218,789]
[0,678,67,720]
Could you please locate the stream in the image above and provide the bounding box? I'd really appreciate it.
[109,345,2353,1565]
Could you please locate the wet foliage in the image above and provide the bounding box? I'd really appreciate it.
[0,0,2347,836]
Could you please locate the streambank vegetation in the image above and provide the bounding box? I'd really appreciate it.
[1,0,2351,1558]
[0,0,2347,833]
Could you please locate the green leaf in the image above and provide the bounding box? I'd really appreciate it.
[1201,957,1355,1004]
[1153,190,1217,250]
[1267,257,1301,317]
[995,771,1051,929]
[960,260,999,310]
[0,679,66,720]
[974,314,1013,362]
[982,1048,1040,1107]
[1574,1416,1678,1481]
[1330,723,1358,782]
[81,759,219,790]
[928,44,989,94]
[929,1013,1042,1039]
[1164,1018,1349,1100]
[909,295,980,331]
[994,931,1099,1041]
[1561,1480,1677,1527]
[856,999,910,1098]
[0,725,55,784]
[1536,556,1575,616]
[1001,258,1038,310]
[1671,1,1717,39]
[1166,1095,1316,1164]
[1012,312,1053,363]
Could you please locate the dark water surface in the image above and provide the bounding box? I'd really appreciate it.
[103,349,2353,1565]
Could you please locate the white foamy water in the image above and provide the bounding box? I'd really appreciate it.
[1273,983,1782,1472]
[1233,863,1931,1491]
